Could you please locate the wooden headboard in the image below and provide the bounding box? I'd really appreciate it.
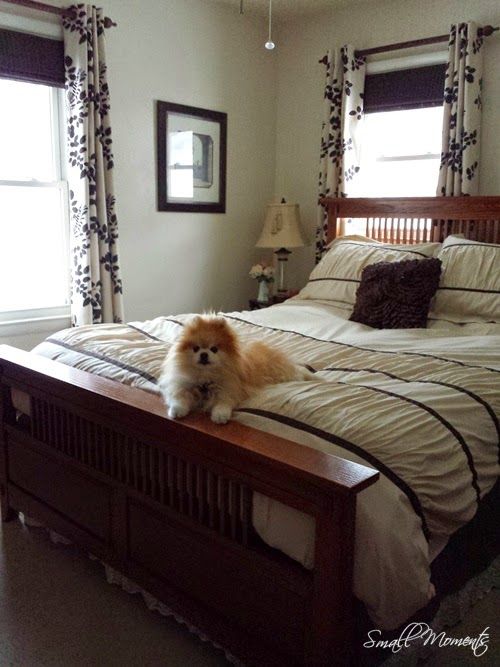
[322,196,500,245]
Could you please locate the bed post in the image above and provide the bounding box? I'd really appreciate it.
[0,376,16,522]
[323,198,341,245]
[306,494,356,665]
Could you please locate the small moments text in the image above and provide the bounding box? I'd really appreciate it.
[364,623,489,657]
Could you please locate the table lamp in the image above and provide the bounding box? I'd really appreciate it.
[256,200,305,294]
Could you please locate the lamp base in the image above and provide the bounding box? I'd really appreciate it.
[274,247,291,293]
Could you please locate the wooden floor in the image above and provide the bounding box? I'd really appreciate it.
[0,517,498,666]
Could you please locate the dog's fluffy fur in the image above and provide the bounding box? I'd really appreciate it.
[159,315,314,424]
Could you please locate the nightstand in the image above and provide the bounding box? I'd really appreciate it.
[248,292,297,310]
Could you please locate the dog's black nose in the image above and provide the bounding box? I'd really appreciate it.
[199,352,209,365]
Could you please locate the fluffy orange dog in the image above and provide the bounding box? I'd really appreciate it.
[159,315,314,424]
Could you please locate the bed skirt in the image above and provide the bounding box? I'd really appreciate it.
[18,508,500,667]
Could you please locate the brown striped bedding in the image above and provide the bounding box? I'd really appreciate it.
[27,298,500,630]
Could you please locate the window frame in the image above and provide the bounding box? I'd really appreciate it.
[0,83,71,328]
[357,52,447,200]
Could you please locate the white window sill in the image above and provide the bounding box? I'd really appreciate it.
[0,312,71,338]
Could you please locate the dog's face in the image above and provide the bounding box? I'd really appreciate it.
[175,316,239,373]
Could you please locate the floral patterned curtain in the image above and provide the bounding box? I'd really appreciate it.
[63,4,124,325]
[437,22,484,196]
[316,46,366,262]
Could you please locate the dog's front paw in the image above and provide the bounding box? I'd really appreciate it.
[211,405,232,424]
[168,403,190,420]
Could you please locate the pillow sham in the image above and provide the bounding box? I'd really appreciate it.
[296,235,441,306]
[431,235,500,323]
[350,257,442,329]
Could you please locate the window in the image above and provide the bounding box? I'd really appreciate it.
[0,78,70,320]
[357,106,443,197]
[356,63,445,197]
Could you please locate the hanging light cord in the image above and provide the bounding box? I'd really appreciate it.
[268,0,272,42]
[265,0,275,49]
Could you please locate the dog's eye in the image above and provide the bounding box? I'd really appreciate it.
[210,346,218,354]
[192,345,200,353]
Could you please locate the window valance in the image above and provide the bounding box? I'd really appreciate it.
[0,28,64,87]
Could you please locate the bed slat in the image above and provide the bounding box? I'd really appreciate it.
[25,396,256,549]
[324,196,500,245]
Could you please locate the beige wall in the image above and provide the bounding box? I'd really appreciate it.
[274,0,500,287]
[101,0,277,320]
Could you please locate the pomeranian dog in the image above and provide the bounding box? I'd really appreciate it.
[159,315,314,424]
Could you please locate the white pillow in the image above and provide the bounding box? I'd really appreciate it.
[296,236,441,306]
[431,235,500,322]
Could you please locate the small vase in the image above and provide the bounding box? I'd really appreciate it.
[257,280,270,304]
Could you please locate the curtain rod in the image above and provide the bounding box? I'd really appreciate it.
[1,0,116,28]
[318,25,499,64]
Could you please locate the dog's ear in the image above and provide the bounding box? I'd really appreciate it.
[189,315,202,326]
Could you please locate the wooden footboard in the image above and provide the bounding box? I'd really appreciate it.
[0,344,378,666]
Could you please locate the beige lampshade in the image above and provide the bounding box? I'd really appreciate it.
[256,203,305,249]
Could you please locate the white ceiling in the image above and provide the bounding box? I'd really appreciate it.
[214,0,371,19]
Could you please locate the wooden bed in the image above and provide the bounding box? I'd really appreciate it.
[1,196,499,666]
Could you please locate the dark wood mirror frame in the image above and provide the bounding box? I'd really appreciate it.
[156,101,227,213]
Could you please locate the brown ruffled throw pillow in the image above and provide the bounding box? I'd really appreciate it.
[350,257,442,329]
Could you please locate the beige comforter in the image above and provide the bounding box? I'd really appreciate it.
[30,299,500,630]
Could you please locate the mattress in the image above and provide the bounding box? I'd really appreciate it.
[18,298,500,631]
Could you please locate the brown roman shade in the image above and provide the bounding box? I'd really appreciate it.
[364,64,446,113]
[0,28,64,87]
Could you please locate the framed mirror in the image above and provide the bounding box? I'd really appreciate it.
[157,101,227,213]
